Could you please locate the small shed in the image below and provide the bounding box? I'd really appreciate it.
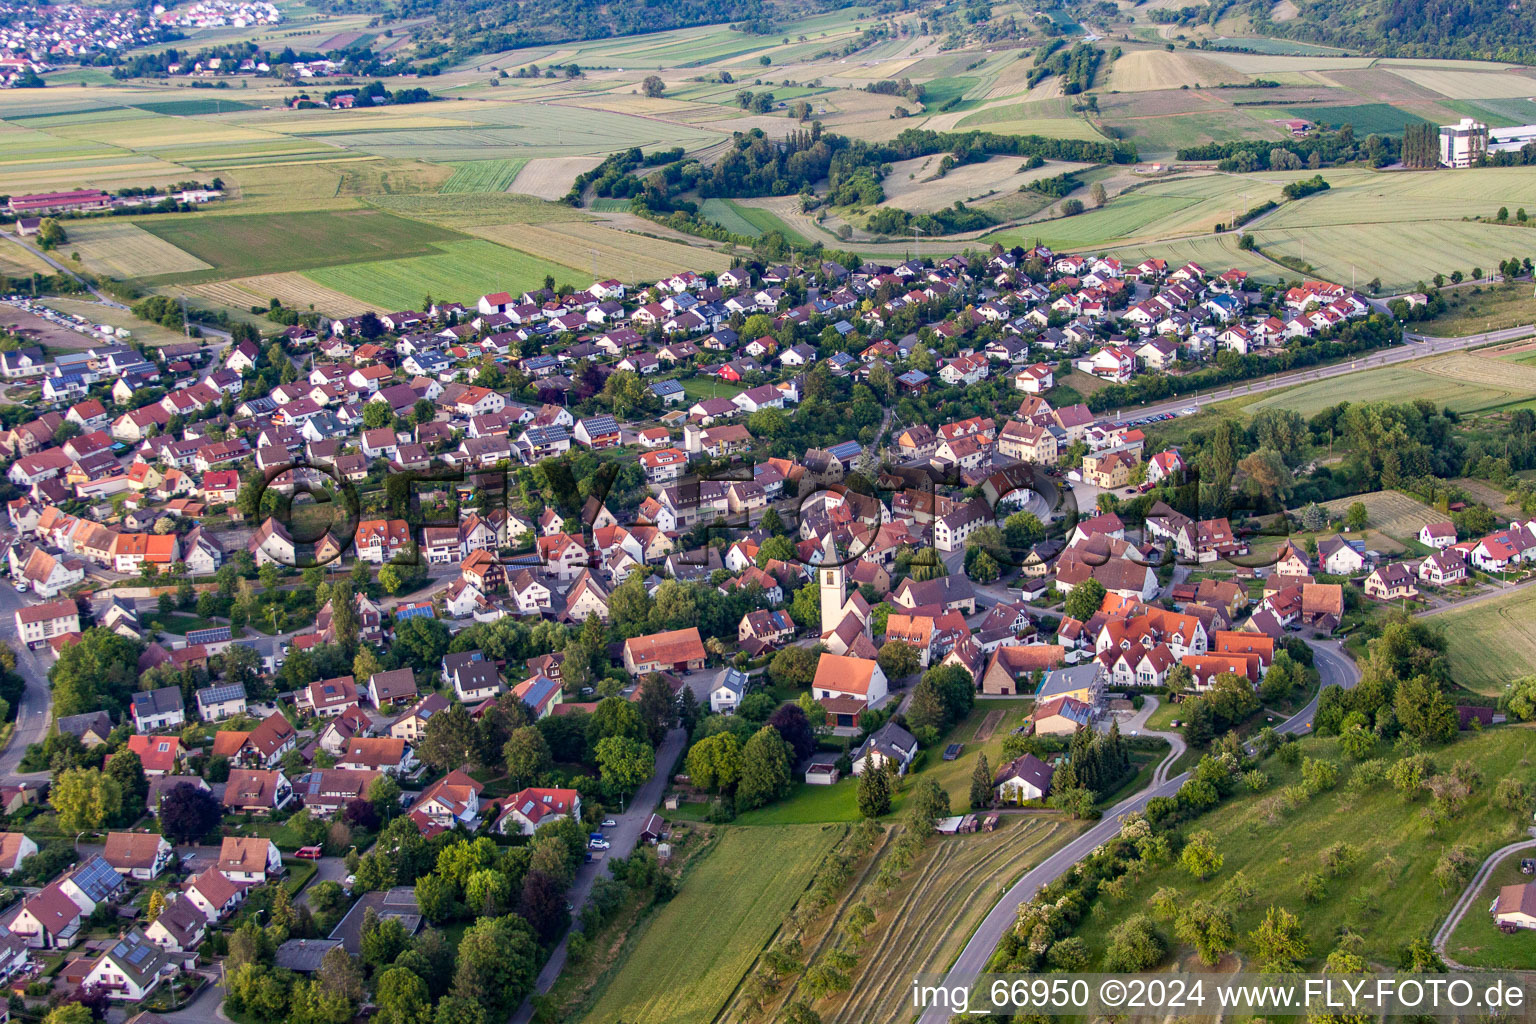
[640,813,667,843]
[805,763,841,785]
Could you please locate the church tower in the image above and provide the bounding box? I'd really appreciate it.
[819,535,845,630]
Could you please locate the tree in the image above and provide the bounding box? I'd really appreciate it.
[1250,905,1308,971]
[1063,578,1105,621]
[1180,829,1223,880]
[969,752,992,810]
[737,725,793,810]
[642,75,666,97]
[1344,501,1369,531]
[1102,915,1165,972]
[1174,899,1235,966]
[416,703,476,771]
[104,748,148,819]
[53,767,123,832]
[1395,674,1458,743]
[636,673,676,745]
[146,889,166,923]
[686,732,743,793]
[767,703,815,762]
[363,402,392,430]
[594,735,654,798]
[376,966,432,1024]
[451,915,539,1015]
[856,757,891,817]
[1090,181,1108,207]
[413,873,456,924]
[876,639,920,680]
[768,645,817,689]
[519,869,568,943]
[378,564,403,594]
[43,1006,94,1024]
[502,726,551,787]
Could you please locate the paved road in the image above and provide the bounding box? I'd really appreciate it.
[1418,574,1536,617]
[0,586,57,784]
[509,723,688,1024]
[1112,695,1186,787]
[1432,835,1536,969]
[1095,324,1536,426]
[916,637,1359,1023]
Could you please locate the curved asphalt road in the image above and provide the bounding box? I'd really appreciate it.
[917,637,1358,1023]
[1433,837,1536,969]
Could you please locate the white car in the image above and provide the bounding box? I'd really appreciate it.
[12,581,26,593]
[601,818,616,827]
[588,839,611,851]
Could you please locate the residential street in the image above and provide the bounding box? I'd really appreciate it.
[915,637,1358,1024]
[0,585,58,784]
[508,723,688,1024]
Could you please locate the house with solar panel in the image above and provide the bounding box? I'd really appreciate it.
[58,854,126,912]
[82,929,183,1001]
[495,786,581,836]
[183,626,234,656]
[195,682,247,722]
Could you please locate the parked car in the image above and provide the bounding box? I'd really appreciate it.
[294,846,322,860]
[589,838,611,851]
[601,818,616,827]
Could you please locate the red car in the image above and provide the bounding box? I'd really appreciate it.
[295,846,323,860]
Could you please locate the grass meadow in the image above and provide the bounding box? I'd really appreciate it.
[1436,587,1536,696]
[1070,728,1536,967]
[580,824,842,1024]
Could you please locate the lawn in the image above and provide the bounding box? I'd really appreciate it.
[1436,586,1536,696]
[145,612,221,636]
[674,375,744,402]
[1070,727,1536,968]
[136,210,466,282]
[732,780,862,824]
[305,238,587,310]
[921,698,1033,811]
[1446,854,1536,968]
[580,824,842,1024]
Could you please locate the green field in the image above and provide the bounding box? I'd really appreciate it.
[137,209,466,281]
[1244,358,1536,418]
[1283,103,1429,135]
[305,238,586,310]
[131,98,264,116]
[1436,586,1536,696]
[581,825,842,1024]
[920,76,982,111]
[1252,220,1530,293]
[1071,728,1536,967]
[439,158,527,193]
[699,198,764,238]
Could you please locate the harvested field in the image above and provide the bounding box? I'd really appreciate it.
[183,272,375,317]
[880,155,1094,212]
[468,220,730,280]
[1108,50,1244,91]
[336,159,454,196]
[1250,221,1529,293]
[1420,351,1536,393]
[1313,490,1440,540]
[1450,477,1520,518]
[60,220,212,279]
[509,156,606,199]
[1245,361,1536,417]
[1384,67,1536,99]
[0,237,57,277]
